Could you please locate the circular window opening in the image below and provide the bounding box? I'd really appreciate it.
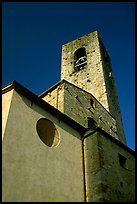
[36,118,60,147]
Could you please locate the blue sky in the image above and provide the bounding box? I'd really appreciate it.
[2,2,135,150]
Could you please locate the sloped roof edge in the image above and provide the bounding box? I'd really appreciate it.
[39,79,116,121]
[39,80,63,98]
[2,80,135,155]
[2,80,86,134]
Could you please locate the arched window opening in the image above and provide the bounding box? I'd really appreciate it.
[74,47,87,71]
[90,98,96,109]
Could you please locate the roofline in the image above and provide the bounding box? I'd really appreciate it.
[97,127,135,156]
[2,80,135,155]
[39,80,63,98]
[39,79,117,121]
[2,80,17,94]
[61,30,98,46]
[2,80,86,134]
[83,127,135,156]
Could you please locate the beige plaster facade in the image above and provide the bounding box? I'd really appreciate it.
[2,89,84,202]
[2,89,13,140]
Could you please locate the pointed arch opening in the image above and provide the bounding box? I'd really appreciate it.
[74,47,87,72]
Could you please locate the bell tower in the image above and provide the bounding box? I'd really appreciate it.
[61,31,126,144]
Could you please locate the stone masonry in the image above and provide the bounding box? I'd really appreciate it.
[40,80,118,141]
[60,31,126,144]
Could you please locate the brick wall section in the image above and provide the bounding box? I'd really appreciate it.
[61,30,126,144]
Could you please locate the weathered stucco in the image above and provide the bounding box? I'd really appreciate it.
[2,90,84,202]
[2,89,13,140]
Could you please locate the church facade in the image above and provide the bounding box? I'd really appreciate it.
[2,31,135,202]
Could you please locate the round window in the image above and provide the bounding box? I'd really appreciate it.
[36,118,60,147]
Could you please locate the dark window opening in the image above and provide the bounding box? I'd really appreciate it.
[88,117,97,129]
[90,98,96,109]
[74,47,87,71]
[118,153,128,169]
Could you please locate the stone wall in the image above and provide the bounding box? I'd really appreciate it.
[83,130,135,202]
[42,83,65,112]
[61,31,107,110]
[41,80,119,142]
[61,30,126,144]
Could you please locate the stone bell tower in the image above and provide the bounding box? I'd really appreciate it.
[61,31,126,145]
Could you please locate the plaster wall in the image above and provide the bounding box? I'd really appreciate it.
[2,89,13,140]
[2,90,84,202]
